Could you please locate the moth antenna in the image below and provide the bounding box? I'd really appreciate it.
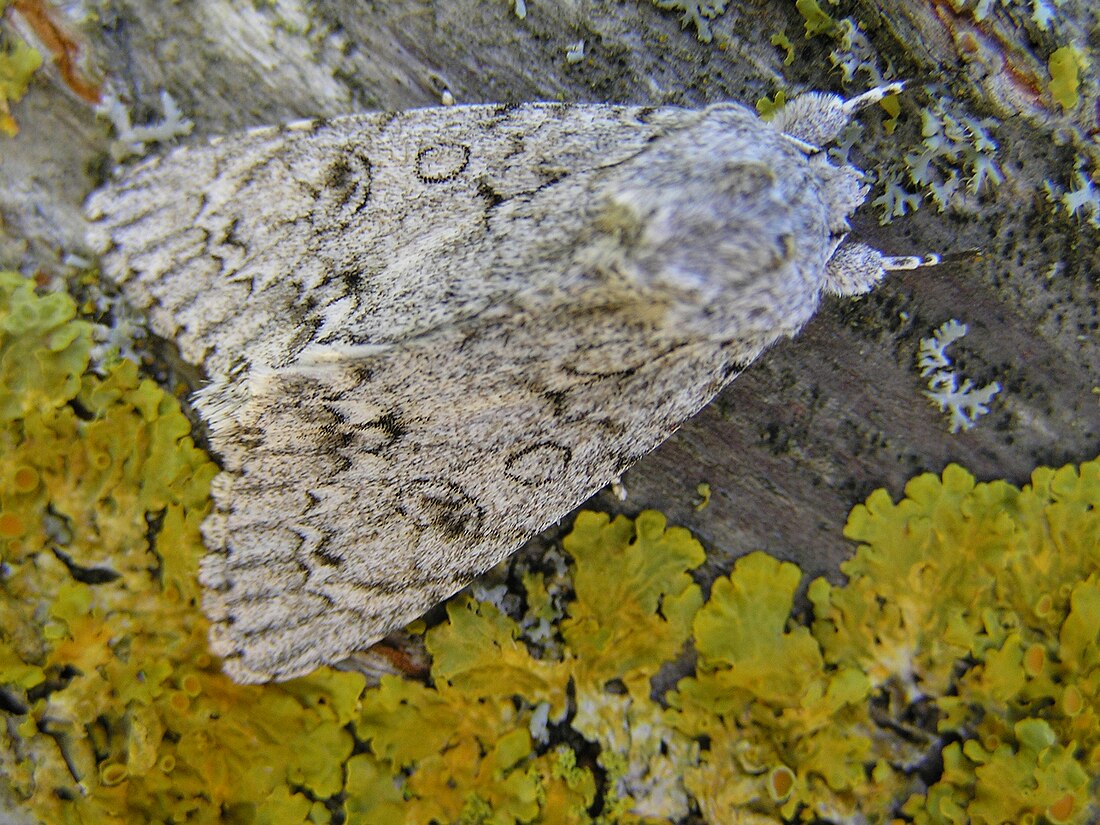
[841,81,906,116]
[882,253,942,271]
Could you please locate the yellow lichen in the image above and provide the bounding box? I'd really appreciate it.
[348,511,707,823]
[1049,45,1084,111]
[880,92,901,134]
[770,30,796,66]
[756,90,788,120]
[0,34,42,137]
[813,460,1100,825]
[1,272,366,824]
[3,272,1098,824]
[693,481,711,511]
[794,0,837,38]
[0,272,93,422]
[670,552,889,823]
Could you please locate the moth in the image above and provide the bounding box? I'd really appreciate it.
[86,85,928,683]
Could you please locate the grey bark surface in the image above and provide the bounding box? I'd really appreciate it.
[1,0,1097,589]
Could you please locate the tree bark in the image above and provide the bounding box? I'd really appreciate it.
[1,0,1097,590]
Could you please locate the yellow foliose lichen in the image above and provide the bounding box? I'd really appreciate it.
[561,511,705,821]
[0,272,93,423]
[794,0,837,38]
[562,510,703,689]
[669,552,898,824]
[4,271,1098,825]
[812,459,1100,825]
[346,510,709,824]
[756,90,788,120]
[0,35,42,137]
[1049,45,1084,111]
[0,272,368,824]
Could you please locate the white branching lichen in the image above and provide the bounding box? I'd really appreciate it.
[954,0,1064,29]
[826,120,864,167]
[1030,0,1059,30]
[98,89,194,161]
[1044,155,1100,228]
[651,0,729,42]
[829,18,889,87]
[917,320,1001,433]
[918,319,969,376]
[872,169,923,225]
[89,294,147,369]
[888,95,1004,222]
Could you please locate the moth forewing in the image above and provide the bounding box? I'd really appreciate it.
[87,88,906,683]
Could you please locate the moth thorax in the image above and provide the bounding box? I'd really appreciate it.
[578,187,820,340]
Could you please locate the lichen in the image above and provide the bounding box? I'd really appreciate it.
[3,272,1097,824]
[0,272,365,824]
[0,32,42,137]
[755,90,788,120]
[1031,0,1056,28]
[670,552,893,824]
[344,511,709,824]
[916,319,1001,433]
[97,89,194,161]
[1045,155,1100,228]
[875,91,1007,223]
[693,482,711,511]
[828,18,890,88]
[948,0,1066,30]
[794,0,837,38]
[811,460,1100,825]
[879,91,901,134]
[872,169,923,224]
[770,30,796,66]
[1049,45,1083,110]
[650,0,730,43]
[3,0,100,105]
[348,459,1100,824]
[0,272,93,422]
[897,94,1004,220]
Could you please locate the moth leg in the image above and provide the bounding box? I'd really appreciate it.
[824,240,939,296]
[608,475,628,501]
